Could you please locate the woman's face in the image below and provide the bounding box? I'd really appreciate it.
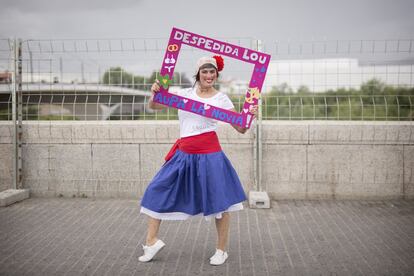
[198,67,217,89]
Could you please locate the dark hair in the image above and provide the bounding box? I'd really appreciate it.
[193,63,219,82]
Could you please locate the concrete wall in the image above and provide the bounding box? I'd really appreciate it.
[0,121,413,199]
[261,121,414,199]
[0,122,13,193]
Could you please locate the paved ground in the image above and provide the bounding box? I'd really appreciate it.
[0,198,413,276]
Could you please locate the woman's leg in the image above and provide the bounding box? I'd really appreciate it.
[145,217,161,246]
[215,212,230,251]
[139,217,165,262]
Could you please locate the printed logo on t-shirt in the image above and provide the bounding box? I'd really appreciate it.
[192,124,211,132]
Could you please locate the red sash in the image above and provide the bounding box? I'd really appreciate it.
[164,131,222,162]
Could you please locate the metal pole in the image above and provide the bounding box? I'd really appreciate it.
[12,38,23,189]
[59,56,63,83]
[255,39,263,191]
[29,51,33,83]
[257,91,262,191]
[252,43,258,191]
[12,39,16,189]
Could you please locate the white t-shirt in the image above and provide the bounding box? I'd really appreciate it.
[178,87,235,138]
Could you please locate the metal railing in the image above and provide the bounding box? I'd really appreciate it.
[1,37,413,122]
[260,94,413,121]
[1,90,412,121]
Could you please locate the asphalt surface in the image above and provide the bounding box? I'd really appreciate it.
[0,198,413,276]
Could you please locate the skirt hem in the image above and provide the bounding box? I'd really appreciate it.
[140,202,244,221]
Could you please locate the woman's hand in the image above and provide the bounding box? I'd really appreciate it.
[151,79,161,94]
[249,105,258,119]
[230,105,259,134]
[148,79,166,110]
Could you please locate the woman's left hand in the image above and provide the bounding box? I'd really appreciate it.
[230,106,258,134]
[249,105,258,119]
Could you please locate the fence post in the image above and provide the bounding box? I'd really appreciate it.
[255,39,263,192]
[12,38,23,189]
[248,39,270,209]
[396,96,400,120]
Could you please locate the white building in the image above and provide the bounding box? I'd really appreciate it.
[263,58,414,93]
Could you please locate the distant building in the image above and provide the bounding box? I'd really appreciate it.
[264,58,414,93]
[217,78,249,95]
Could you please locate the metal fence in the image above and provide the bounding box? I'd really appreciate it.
[1,93,412,121]
[1,37,413,121]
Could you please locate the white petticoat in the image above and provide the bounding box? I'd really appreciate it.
[140,202,244,221]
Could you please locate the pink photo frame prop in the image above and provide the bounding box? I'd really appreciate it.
[153,27,271,129]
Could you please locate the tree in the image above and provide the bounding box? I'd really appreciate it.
[101,67,197,91]
[360,78,385,95]
[102,67,131,87]
[297,85,311,94]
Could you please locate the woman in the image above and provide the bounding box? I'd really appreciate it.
[139,56,257,265]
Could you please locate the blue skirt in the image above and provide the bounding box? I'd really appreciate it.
[140,149,247,220]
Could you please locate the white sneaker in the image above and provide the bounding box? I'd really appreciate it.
[209,249,228,265]
[138,239,166,262]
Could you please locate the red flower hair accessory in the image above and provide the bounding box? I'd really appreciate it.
[212,55,224,72]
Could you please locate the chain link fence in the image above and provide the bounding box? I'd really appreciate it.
[0,37,413,121]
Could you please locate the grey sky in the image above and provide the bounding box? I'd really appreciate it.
[1,0,413,41]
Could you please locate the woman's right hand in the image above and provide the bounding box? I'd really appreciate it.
[151,79,161,94]
[149,79,166,110]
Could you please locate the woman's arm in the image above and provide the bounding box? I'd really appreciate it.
[148,95,167,110]
[148,80,180,110]
[230,105,258,134]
